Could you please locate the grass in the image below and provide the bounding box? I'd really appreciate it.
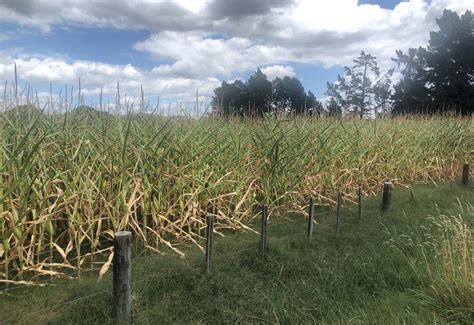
[1,107,472,283]
[1,181,472,324]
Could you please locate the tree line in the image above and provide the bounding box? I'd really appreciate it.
[212,69,323,118]
[212,10,473,117]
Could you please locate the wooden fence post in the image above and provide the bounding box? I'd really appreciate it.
[113,231,132,324]
[382,181,393,211]
[358,185,362,222]
[336,192,342,234]
[462,164,469,186]
[308,197,314,240]
[260,205,268,256]
[205,214,214,274]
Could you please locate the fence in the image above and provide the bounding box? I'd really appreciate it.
[1,164,470,324]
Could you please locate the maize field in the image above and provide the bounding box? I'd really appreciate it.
[0,105,472,286]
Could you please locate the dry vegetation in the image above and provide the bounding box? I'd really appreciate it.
[0,105,472,285]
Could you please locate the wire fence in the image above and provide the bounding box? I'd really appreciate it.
[0,210,334,294]
[0,203,363,296]
[4,173,464,324]
[2,208,346,322]
[3,289,110,323]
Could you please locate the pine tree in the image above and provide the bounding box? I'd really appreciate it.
[326,51,393,118]
[392,10,473,115]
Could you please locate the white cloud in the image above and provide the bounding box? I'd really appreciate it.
[173,0,207,14]
[261,65,296,80]
[291,0,390,32]
[132,0,473,74]
[0,0,473,103]
[134,31,293,79]
[0,55,220,104]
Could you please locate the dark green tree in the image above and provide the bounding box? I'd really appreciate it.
[212,80,249,117]
[283,76,306,114]
[212,69,313,118]
[427,10,473,113]
[273,76,309,115]
[393,10,473,115]
[391,48,431,114]
[326,51,393,118]
[247,69,272,117]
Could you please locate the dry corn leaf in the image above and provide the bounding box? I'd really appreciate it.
[98,251,114,280]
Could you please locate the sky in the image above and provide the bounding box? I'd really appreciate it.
[0,0,473,109]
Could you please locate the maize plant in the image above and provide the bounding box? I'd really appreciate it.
[0,105,472,286]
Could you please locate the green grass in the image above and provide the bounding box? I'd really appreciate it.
[1,181,473,324]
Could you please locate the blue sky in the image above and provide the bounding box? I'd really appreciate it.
[0,0,472,108]
[360,0,400,8]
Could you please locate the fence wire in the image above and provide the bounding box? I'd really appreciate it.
[2,203,368,323]
[0,208,352,294]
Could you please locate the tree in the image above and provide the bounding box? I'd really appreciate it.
[212,69,315,118]
[391,48,431,114]
[272,77,286,113]
[273,76,307,114]
[212,80,249,117]
[393,10,474,115]
[283,77,306,114]
[326,51,393,118]
[305,90,323,117]
[427,10,473,113]
[326,98,342,117]
[247,69,272,117]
